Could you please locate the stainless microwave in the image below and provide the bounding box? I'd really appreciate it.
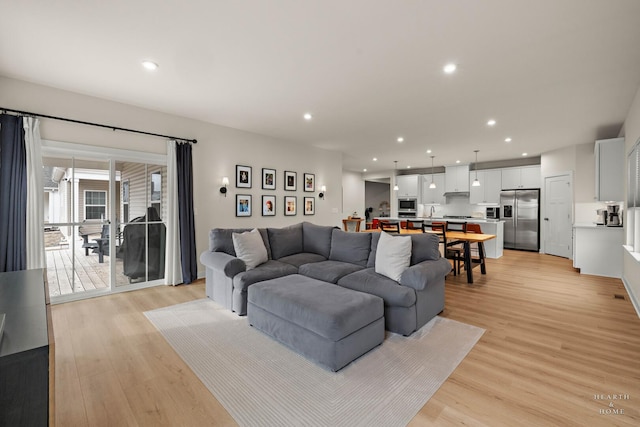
[486,206,500,219]
[398,198,417,212]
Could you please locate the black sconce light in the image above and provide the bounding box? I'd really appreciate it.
[220,176,229,197]
[319,185,326,200]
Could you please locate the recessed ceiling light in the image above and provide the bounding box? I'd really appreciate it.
[397,137,404,143]
[443,63,457,74]
[522,152,528,156]
[363,168,367,172]
[303,113,313,120]
[142,60,158,71]
[456,160,461,164]
[505,137,512,143]
[373,157,378,161]
[406,166,411,169]
[426,149,432,154]
[487,119,496,126]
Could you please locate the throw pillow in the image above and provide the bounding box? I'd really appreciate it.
[375,231,412,282]
[232,228,268,270]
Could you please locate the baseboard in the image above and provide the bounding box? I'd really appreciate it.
[621,275,640,319]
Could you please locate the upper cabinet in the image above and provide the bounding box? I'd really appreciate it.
[422,173,446,204]
[595,137,624,202]
[501,165,540,189]
[396,174,419,198]
[445,165,470,193]
[469,169,502,204]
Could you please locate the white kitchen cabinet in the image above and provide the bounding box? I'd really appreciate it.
[595,137,624,202]
[445,165,470,193]
[469,220,503,259]
[396,174,419,198]
[573,225,623,278]
[501,165,540,189]
[422,173,445,204]
[469,169,502,204]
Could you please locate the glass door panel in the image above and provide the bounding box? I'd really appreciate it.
[43,156,113,298]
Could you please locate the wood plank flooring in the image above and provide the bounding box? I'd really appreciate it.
[51,250,640,426]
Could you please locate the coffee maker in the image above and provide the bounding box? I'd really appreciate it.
[606,204,622,227]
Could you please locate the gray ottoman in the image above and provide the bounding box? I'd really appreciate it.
[247,274,385,371]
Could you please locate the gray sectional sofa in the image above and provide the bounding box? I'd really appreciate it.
[199,222,452,336]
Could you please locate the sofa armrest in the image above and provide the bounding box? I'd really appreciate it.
[399,258,452,291]
[199,251,246,278]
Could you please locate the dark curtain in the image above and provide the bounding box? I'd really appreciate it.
[176,142,197,283]
[0,114,27,272]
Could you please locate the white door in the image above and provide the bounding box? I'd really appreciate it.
[544,174,572,257]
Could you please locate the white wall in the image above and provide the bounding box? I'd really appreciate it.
[0,76,343,277]
[621,85,640,313]
[342,171,365,218]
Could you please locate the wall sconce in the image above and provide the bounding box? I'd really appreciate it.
[220,176,229,197]
[319,185,326,200]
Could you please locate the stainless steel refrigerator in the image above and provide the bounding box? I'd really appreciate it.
[500,189,540,251]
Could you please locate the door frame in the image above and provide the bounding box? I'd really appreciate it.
[542,171,573,256]
[42,139,167,304]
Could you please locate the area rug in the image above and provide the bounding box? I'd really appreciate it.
[145,299,484,427]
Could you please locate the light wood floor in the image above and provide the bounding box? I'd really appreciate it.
[52,250,640,426]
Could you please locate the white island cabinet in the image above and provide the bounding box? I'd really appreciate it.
[573,225,623,278]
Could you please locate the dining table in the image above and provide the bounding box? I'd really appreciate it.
[367,228,496,284]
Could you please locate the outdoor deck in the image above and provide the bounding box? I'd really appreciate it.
[45,237,127,298]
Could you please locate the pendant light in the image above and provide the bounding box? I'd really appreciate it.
[429,156,436,189]
[472,149,481,187]
[393,160,399,191]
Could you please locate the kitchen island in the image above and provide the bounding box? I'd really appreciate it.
[373,217,504,259]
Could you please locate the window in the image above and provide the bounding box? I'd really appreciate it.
[150,171,161,216]
[122,180,129,223]
[628,140,639,253]
[85,190,107,220]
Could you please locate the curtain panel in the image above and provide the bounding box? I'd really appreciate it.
[0,114,27,272]
[165,140,183,285]
[24,117,45,269]
[176,142,197,283]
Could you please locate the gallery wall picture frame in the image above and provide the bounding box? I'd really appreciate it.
[284,196,297,216]
[303,196,315,215]
[262,168,276,190]
[236,194,252,217]
[284,171,297,191]
[236,165,252,188]
[262,195,276,216]
[303,173,315,192]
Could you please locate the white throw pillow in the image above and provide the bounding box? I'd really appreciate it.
[375,231,412,282]
[232,228,268,270]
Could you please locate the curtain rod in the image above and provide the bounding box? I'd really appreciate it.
[0,106,197,144]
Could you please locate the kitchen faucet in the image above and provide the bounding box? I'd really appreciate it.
[429,205,436,218]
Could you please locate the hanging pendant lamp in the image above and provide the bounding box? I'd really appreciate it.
[472,150,481,187]
[429,156,436,189]
[393,160,399,191]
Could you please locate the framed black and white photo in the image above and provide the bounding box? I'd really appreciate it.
[284,171,297,191]
[262,195,276,216]
[262,168,276,190]
[304,197,315,215]
[304,173,315,192]
[284,196,297,216]
[236,165,252,188]
[236,194,252,217]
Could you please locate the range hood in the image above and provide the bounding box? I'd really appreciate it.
[443,191,470,197]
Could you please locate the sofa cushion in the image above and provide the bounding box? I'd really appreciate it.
[302,222,335,258]
[328,229,371,267]
[366,232,381,268]
[409,233,441,265]
[268,223,303,260]
[375,232,412,282]
[232,228,268,270]
[298,260,364,284]
[211,228,271,259]
[337,268,416,308]
[278,252,326,268]
[233,260,297,292]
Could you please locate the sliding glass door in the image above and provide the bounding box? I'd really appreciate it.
[42,141,167,302]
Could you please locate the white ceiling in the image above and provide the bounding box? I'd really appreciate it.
[2,0,640,173]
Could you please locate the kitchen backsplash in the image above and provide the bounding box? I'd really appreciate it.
[420,200,487,218]
[574,201,623,225]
